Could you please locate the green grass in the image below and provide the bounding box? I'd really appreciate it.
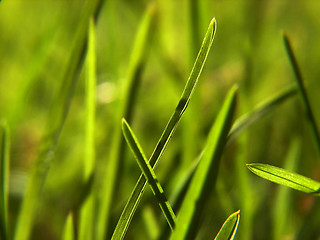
[1,1,320,240]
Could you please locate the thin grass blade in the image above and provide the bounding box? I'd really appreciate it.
[170,85,237,240]
[63,213,75,240]
[0,121,9,240]
[79,17,97,240]
[228,84,297,143]
[246,163,320,194]
[112,18,216,240]
[97,4,155,240]
[13,1,104,240]
[283,34,320,154]
[213,210,240,240]
[122,119,176,230]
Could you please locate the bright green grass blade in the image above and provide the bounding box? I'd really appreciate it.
[283,34,320,154]
[97,4,155,240]
[170,85,237,240]
[142,205,160,240]
[273,139,301,240]
[228,84,297,143]
[79,18,96,240]
[13,1,104,240]
[246,163,320,194]
[63,213,75,240]
[122,119,176,230]
[213,210,240,240]
[111,18,216,240]
[0,121,9,240]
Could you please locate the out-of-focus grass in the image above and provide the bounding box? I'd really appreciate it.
[1,1,320,239]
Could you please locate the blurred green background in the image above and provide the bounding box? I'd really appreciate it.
[1,0,320,239]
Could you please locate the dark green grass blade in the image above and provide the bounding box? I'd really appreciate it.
[170,85,237,240]
[213,210,240,240]
[97,4,155,240]
[122,119,176,231]
[228,84,297,143]
[13,1,104,240]
[111,18,216,240]
[63,212,75,240]
[0,121,9,240]
[246,163,320,194]
[283,34,320,154]
[79,18,97,240]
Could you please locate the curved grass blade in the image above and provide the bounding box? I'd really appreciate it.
[122,119,176,230]
[170,85,237,240]
[79,17,97,240]
[283,34,320,154]
[111,18,216,240]
[0,121,9,240]
[214,210,240,240]
[13,1,104,240]
[63,212,75,240]
[228,84,297,143]
[97,4,156,240]
[246,163,320,194]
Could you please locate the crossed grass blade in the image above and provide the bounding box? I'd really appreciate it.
[213,210,240,240]
[96,4,155,240]
[122,119,176,231]
[246,163,320,194]
[111,18,216,240]
[170,85,237,240]
[13,1,104,240]
[0,121,9,240]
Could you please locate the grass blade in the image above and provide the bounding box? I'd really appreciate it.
[213,210,240,240]
[0,121,9,240]
[97,4,155,240]
[79,17,97,240]
[122,119,176,230]
[13,1,104,240]
[111,18,216,240]
[246,163,320,194]
[63,213,75,240]
[170,85,237,240]
[283,34,320,154]
[112,19,216,239]
[228,84,297,143]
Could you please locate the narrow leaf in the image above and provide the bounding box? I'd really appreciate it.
[122,119,176,230]
[63,213,75,240]
[283,34,320,154]
[170,85,237,240]
[112,18,216,240]
[0,121,9,240]
[214,210,240,240]
[247,163,320,194]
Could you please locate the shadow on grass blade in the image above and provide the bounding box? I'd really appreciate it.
[170,85,237,240]
[112,18,216,240]
[0,121,9,240]
[214,210,240,240]
[122,119,176,230]
[247,163,320,194]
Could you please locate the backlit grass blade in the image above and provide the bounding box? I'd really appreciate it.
[0,121,9,240]
[112,18,216,240]
[246,163,320,194]
[170,85,237,240]
[283,34,320,154]
[63,213,75,240]
[213,210,240,240]
[122,119,176,230]
[228,84,297,143]
[13,1,104,240]
[79,18,96,240]
[97,4,155,240]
